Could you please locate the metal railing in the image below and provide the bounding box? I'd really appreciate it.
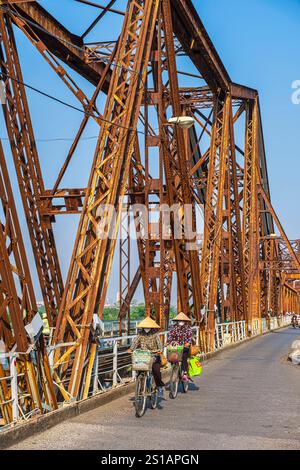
[0,315,293,429]
[101,320,139,337]
[251,319,261,336]
[270,315,291,329]
[51,317,292,400]
[71,327,200,399]
[215,321,246,349]
[0,353,18,422]
[78,322,249,399]
[0,350,41,425]
[261,318,269,333]
[251,315,292,336]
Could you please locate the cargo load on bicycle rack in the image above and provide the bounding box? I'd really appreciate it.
[132,350,154,371]
[167,345,184,363]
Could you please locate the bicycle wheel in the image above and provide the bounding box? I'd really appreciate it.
[149,375,158,409]
[169,363,179,399]
[135,373,147,418]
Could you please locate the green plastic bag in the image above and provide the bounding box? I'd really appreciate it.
[188,356,203,377]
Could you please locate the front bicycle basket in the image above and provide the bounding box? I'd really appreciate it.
[132,349,154,371]
[167,345,184,363]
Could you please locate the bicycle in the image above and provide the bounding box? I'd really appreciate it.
[134,369,158,417]
[132,350,158,418]
[167,346,189,399]
[169,360,189,399]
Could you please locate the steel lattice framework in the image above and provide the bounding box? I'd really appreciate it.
[0,0,299,424]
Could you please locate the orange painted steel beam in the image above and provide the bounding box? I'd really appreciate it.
[0,139,57,424]
[0,12,63,326]
[201,94,231,349]
[53,0,161,399]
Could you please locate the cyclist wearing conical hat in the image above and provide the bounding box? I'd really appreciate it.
[167,312,193,381]
[130,316,165,397]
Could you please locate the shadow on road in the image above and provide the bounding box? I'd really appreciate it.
[272,329,300,335]
[187,382,200,392]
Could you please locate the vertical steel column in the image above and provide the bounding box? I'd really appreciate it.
[263,237,279,317]
[160,0,202,320]
[201,95,231,350]
[0,13,63,325]
[225,100,246,322]
[0,139,57,424]
[54,0,160,399]
[9,354,18,422]
[243,100,261,330]
[119,205,131,335]
[141,68,174,327]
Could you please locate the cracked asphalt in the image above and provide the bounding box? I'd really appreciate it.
[9,327,300,450]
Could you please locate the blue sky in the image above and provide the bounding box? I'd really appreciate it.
[199,0,300,237]
[1,0,300,303]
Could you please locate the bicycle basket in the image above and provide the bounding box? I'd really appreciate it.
[132,349,154,371]
[167,345,184,363]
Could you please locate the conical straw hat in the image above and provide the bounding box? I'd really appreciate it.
[137,316,160,329]
[173,312,191,322]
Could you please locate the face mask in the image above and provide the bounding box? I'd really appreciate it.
[144,328,151,334]
[178,322,185,326]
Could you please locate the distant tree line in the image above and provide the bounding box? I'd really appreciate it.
[37,303,176,322]
[102,304,176,321]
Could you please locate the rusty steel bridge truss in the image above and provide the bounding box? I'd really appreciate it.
[0,0,299,425]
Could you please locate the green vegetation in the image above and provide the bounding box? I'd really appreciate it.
[102,304,145,321]
[102,303,176,321]
[37,302,176,322]
[38,306,45,316]
[102,306,119,321]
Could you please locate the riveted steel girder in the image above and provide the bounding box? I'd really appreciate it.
[53,0,161,399]
[0,12,63,326]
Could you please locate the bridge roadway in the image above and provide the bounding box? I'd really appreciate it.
[10,328,300,450]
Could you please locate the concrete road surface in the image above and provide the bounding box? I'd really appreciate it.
[9,327,300,450]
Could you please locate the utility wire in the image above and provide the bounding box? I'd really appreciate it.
[1,73,217,270]
[0,3,203,139]
[0,135,99,142]
[0,71,147,136]
[0,3,222,292]
[0,2,234,321]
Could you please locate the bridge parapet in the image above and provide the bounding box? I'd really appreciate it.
[0,316,292,432]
